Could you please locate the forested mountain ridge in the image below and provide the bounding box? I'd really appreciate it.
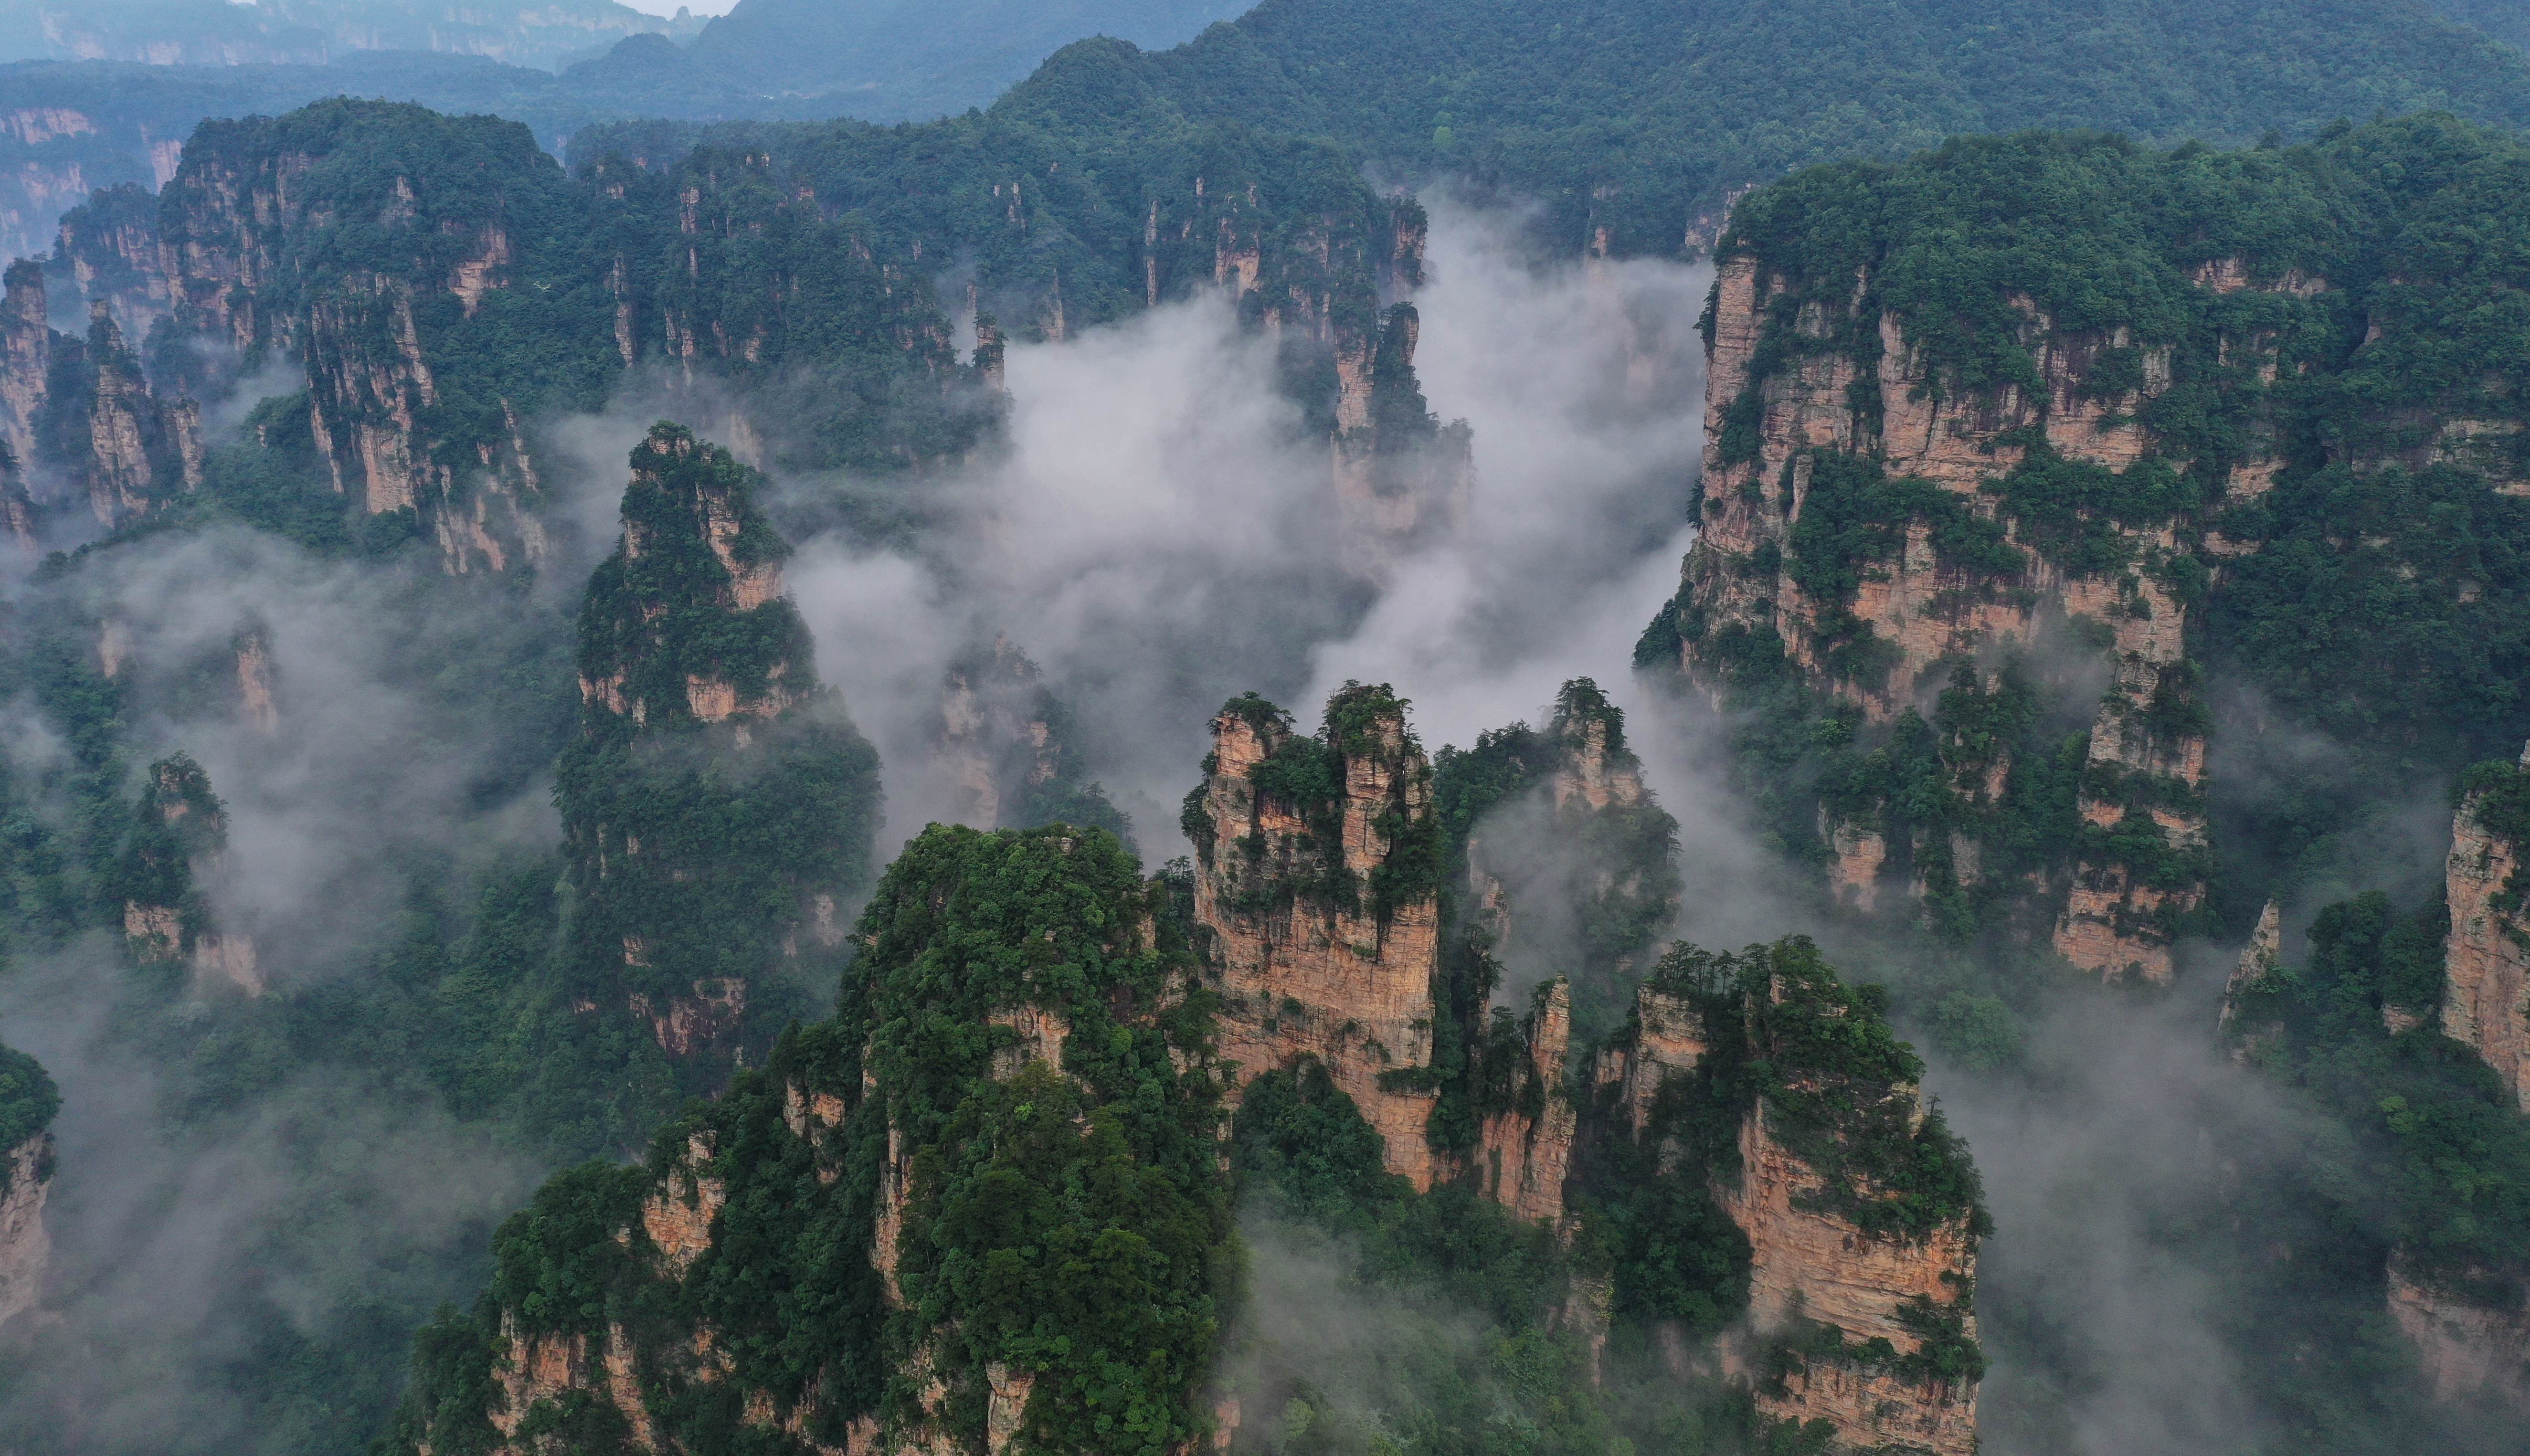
[1,0,2530,1444]
[4,96,1454,572]
[12,0,2530,271]
[1638,112,2530,1436]
[1643,113,2530,977]
[0,0,701,72]
[383,688,1990,1456]
[571,0,1250,119]
[968,0,2530,254]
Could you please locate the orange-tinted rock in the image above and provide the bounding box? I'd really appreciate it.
[1595,981,1709,1139]
[640,1134,725,1277]
[1725,1104,1980,1456]
[1476,980,1577,1222]
[2442,749,2530,1110]
[1189,692,1441,1188]
[0,1133,51,1330]
[1679,244,2217,959]
[2389,1254,2530,1412]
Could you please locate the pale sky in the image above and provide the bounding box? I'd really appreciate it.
[614,0,742,16]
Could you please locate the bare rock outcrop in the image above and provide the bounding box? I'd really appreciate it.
[1329,302,1472,578]
[2389,1254,2530,1412]
[1475,979,1577,1222]
[0,260,48,467]
[0,1131,51,1330]
[152,105,550,573]
[1663,245,2270,976]
[118,752,258,994]
[1187,686,1443,1188]
[1596,943,1985,1455]
[77,304,201,530]
[2443,748,2530,1109]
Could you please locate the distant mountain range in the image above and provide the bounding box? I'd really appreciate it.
[0,0,2526,264]
[0,0,703,73]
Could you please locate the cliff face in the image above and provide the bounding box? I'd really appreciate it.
[2443,749,2530,1109]
[0,256,202,535]
[1201,192,1464,575]
[20,98,1408,563]
[75,304,201,528]
[0,261,48,469]
[116,752,258,993]
[147,102,578,572]
[0,1043,59,1332]
[55,182,173,342]
[1474,978,1577,1222]
[0,1132,51,1331]
[558,424,878,1070]
[1724,1106,1980,1455]
[2219,899,2283,1050]
[1456,680,1682,1037]
[385,826,1228,1456]
[933,636,1124,838]
[2388,1254,2530,1411]
[1187,686,1443,1188]
[1328,301,1472,577]
[1662,239,2302,976]
[1595,943,1986,1455]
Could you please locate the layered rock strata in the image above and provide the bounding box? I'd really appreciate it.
[1475,979,1577,1222]
[2443,748,2530,1109]
[0,1130,50,1330]
[1186,686,1443,1188]
[1662,243,2302,974]
[1595,947,1984,1455]
[77,303,202,528]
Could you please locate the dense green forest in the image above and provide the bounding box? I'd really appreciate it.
[1619,110,2530,1453]
[580,0,2530,258]
[8,0,2530,1446]
[1647,113,2530,929]
[9,0,2522,268]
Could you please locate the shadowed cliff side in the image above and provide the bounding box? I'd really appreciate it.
[378,823,1228,1456]
[934,635,1129,840]
[0,1044,54,1335]
[557,422,880,1081]
[2222,753,2530,1421]
[112,751,258,994]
